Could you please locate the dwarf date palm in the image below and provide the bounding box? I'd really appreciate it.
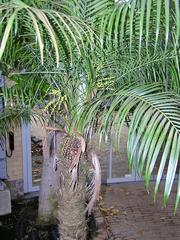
[0,0,180,239]
[0,0,100,238]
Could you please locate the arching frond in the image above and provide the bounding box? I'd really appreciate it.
[100,0,180,54]
[0,0,95,66]
[2,76,50,108]
[97,49,176,89]
[75,84,180,210]
[0,106,45,136]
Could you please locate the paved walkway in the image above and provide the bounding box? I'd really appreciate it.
[101,182,180,240]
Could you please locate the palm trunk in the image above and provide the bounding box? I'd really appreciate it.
[56,134,87,240]
[38,131,61,225]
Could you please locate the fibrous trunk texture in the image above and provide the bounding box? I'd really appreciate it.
[38,131,62,225]
[56,135,87,240]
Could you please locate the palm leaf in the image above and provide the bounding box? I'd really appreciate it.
[0,106,45,136]
[75,84,180,210]
[0,0,96,65]
[100,0,179,53]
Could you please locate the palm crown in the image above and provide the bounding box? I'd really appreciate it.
[0,0,180,211]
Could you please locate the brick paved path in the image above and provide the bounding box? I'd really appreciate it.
[102,183,180,240]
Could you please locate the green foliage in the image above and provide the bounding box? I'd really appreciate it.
[0,0,180,210]
[75,84,180,210]
[0,0,95,67]
[100,0,179,52]
[0,105,45,136]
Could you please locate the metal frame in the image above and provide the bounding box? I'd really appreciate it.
[106,142,157,184]
[0,73,8,179]
[22,122,39,193]
[107,143,136,184]
[21,124,176,190]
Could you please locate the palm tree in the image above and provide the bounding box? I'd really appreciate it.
[0,0,99,238]
[0,0,180,239]
[1,42,103,239]
[0,1,103,238]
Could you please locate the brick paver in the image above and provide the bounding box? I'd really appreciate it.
[102,183,180,240]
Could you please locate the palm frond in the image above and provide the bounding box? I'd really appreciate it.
[0,106,45,136]
[100,0,179,54]
[67,0,113,24]
[75,84,180,210]
[97,49,176,89]
[0,0,96,66]
[2,76,50,108]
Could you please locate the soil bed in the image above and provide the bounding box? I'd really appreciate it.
[0,197,96,240]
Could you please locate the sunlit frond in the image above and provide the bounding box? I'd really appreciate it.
[0,0,96,66]
[75,84,180,210]
[100,0,180,54]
